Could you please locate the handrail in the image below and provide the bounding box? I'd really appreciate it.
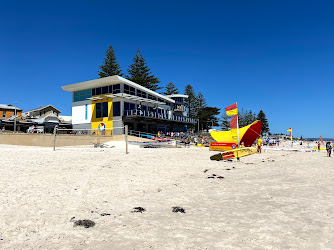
[128,129,157,138]
[124,109,196,123]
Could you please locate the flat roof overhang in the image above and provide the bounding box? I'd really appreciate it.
[62,75,174,104]
[103,93,166,105]
[166,94,189,99]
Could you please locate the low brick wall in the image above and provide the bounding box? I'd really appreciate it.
[0,133,150,147]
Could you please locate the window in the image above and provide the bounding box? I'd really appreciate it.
[3,111,6,118]
[124,84,135,95]
[95,87,101,95]
[92,88,96,96]
[113,84,120,94]
[102,86,108,94]
[73,89,92,102]
[124,102,136,111]
[137,90,147,98]
[124,84,130,94]
[113,102,120,116]
[85,104,88,120]
[95,102,108,118]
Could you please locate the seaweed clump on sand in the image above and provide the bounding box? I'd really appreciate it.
[131,207,146,213]
[70,217,95,228]
[172,206,186,213]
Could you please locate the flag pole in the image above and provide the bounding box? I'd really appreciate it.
[290,128,293,147]
[236,102,240,160]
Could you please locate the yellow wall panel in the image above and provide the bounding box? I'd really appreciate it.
[91,97,113,135]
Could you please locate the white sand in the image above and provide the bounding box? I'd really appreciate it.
[0,141,333,249]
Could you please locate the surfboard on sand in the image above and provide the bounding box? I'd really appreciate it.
[210,147,257,161]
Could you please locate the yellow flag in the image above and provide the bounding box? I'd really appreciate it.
[225,103,238,116]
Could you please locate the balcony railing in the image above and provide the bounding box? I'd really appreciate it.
[124,110,197,124]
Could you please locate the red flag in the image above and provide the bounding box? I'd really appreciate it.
[230,115,238,129]
[225,103,238,116]
[320,136,324,144]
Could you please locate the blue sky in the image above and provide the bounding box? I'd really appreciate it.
[1,0,333,137]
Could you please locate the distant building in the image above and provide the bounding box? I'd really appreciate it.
[0,104,22,119]
[1,104,71,133]
[23,104,61,118]
[61,75,196,135]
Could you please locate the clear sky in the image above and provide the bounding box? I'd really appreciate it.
[1,0,333,137]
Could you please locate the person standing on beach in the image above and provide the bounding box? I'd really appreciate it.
[257,137,262,153]
[326,142,332,157]
[318,142,321,151]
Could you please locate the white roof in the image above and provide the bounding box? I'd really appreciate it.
[167,94,189,98]
[23,104,61,114]
[0,104,22,110]
[61,75,175,103]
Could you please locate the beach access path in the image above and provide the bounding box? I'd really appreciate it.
[0,143,333,249]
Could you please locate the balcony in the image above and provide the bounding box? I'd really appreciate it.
[173,105,187,112]
[123,110,197,124]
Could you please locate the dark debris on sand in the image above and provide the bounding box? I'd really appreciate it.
[70,217,95,228]
[100,213,110,216]
[131,207,146,213]
[172,206,186,213]
[207,174,224,179]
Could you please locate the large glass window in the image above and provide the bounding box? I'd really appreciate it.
[124,102,136,111]
[113,84,120,94]
[73,89,92,102]
[136,90,147,98]
[96,102,108,118]
[148,94,154,100]
[124,84,130,94]
[95,87,101,95]
[113,102,120,116]
[102,86,108,94]
[124,102,130,111]
[124,84,135,95]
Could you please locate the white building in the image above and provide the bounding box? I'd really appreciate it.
[61,76,196,135]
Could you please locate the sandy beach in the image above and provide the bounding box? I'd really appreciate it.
[0,142,333,249]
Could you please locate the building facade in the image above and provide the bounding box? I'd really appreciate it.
[62,76,196,135]
[0,104,22,119]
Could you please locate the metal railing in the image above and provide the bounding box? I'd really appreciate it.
[128,129,157,138]
[124,110,197,123]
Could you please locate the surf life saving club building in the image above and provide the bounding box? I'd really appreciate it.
[62,76,197,135]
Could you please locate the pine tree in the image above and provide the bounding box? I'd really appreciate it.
[98,45,124,78]
[162,82,179,95]
[257,110,269,135]
[194,92,207,117]
[244,110,256,126]
[184,84,197,118]
[238,108,246,127]
[221,112,231,130]
[126,50,161,91]
[197,107,220,131]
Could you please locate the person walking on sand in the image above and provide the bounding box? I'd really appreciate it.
[257,137,262,153]
[326,142,332,157]
[318,142,321,151]
[185,136,190,148]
